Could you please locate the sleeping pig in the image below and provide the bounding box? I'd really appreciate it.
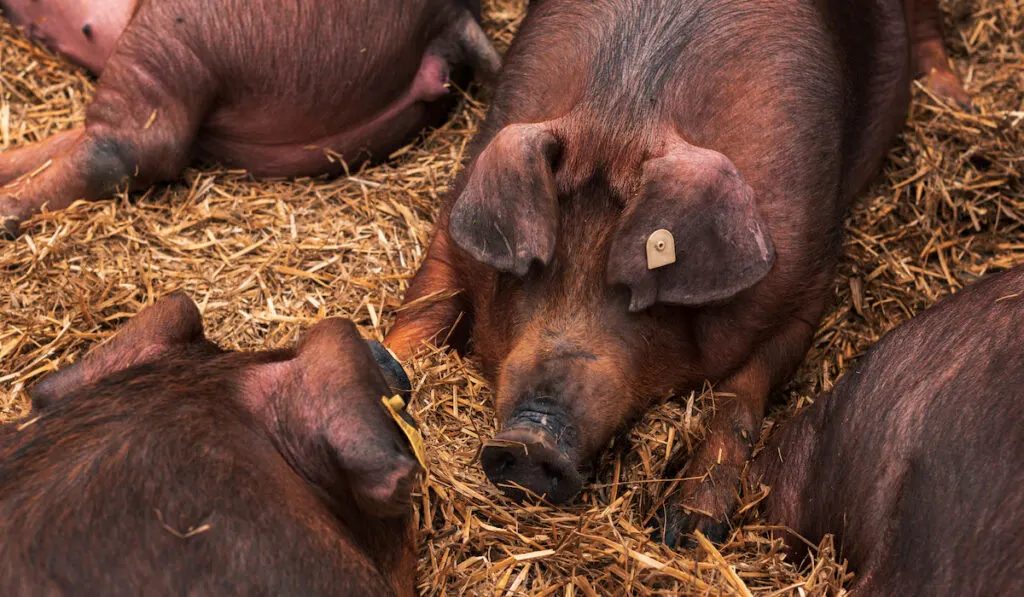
[0,0,500,235]
[383,0,972,545]
[0,292,423,597]
[750,265,1024,596]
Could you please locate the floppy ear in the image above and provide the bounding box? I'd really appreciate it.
[607,142,775,312]
[449,122,560,276]
[246,319,421,518]
[30,292,206,410]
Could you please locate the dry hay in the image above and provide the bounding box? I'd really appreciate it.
[1,0,1022,594]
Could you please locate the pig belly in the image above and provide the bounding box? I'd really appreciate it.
[199,104,433,177]
[0,0,137,74]
[198,53,452,177]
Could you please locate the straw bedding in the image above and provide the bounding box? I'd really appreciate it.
[1,1,1021,594]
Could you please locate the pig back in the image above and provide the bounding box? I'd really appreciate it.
[0,377,397,597]
[760,266,1024,597]
[441,0,915,316]
[474,0,909,193]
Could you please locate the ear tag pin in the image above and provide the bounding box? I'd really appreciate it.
[646,229,676,270]
[381,395,429,473]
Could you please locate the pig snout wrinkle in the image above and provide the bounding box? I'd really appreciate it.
[507,398,579,452]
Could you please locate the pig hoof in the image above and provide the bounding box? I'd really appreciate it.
[922,69,973,111]
[0,217,17,240]
[654,505,731,548]
[366,339,412,398]
[0,199,23,239]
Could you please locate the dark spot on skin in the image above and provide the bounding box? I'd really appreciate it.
[365,340,411,399]
[84,137,134,197]
[176,17,184,24]
[81,24,93,40]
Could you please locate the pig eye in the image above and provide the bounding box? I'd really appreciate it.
[496,270,528,293]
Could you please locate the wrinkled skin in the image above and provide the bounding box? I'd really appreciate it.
[0,0,500,235]
[384,0,971,545]
[750,266,1024,597]
[0,293,420,597]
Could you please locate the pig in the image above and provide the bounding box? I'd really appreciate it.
[0,0,500,236]
[0,292,423,597]
[382,0,972,545]
[749,265,1024,597]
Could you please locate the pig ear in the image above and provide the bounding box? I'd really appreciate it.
[449,123,560,276]
[30,292,206,410]
[607,143,776,311]
[249,319,421,517]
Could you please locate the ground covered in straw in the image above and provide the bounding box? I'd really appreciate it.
[1,1,1022,595]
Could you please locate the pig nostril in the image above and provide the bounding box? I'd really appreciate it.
[493,451,517,475]
[542,463,561,487]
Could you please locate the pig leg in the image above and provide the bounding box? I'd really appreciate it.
[0,129,84,185]
[904,0,972,109]
[660,364,770,546]
[660,316,819,546]
[385,228,470,361]
[0,27,211,236]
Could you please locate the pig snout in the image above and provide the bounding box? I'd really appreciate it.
[481,399,583,504]
[480,326,635,505]
[366,339,412,398]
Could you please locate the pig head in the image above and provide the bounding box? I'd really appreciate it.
[1,293,421,596]
[445,122,775,503]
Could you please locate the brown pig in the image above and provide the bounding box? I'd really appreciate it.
[0,0,500,235]
[749,265,1024,597]
[383,0,972,545]
[0,292,422,597]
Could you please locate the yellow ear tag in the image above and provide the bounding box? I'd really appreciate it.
[646,229,677,270]
[381,395,428,474]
